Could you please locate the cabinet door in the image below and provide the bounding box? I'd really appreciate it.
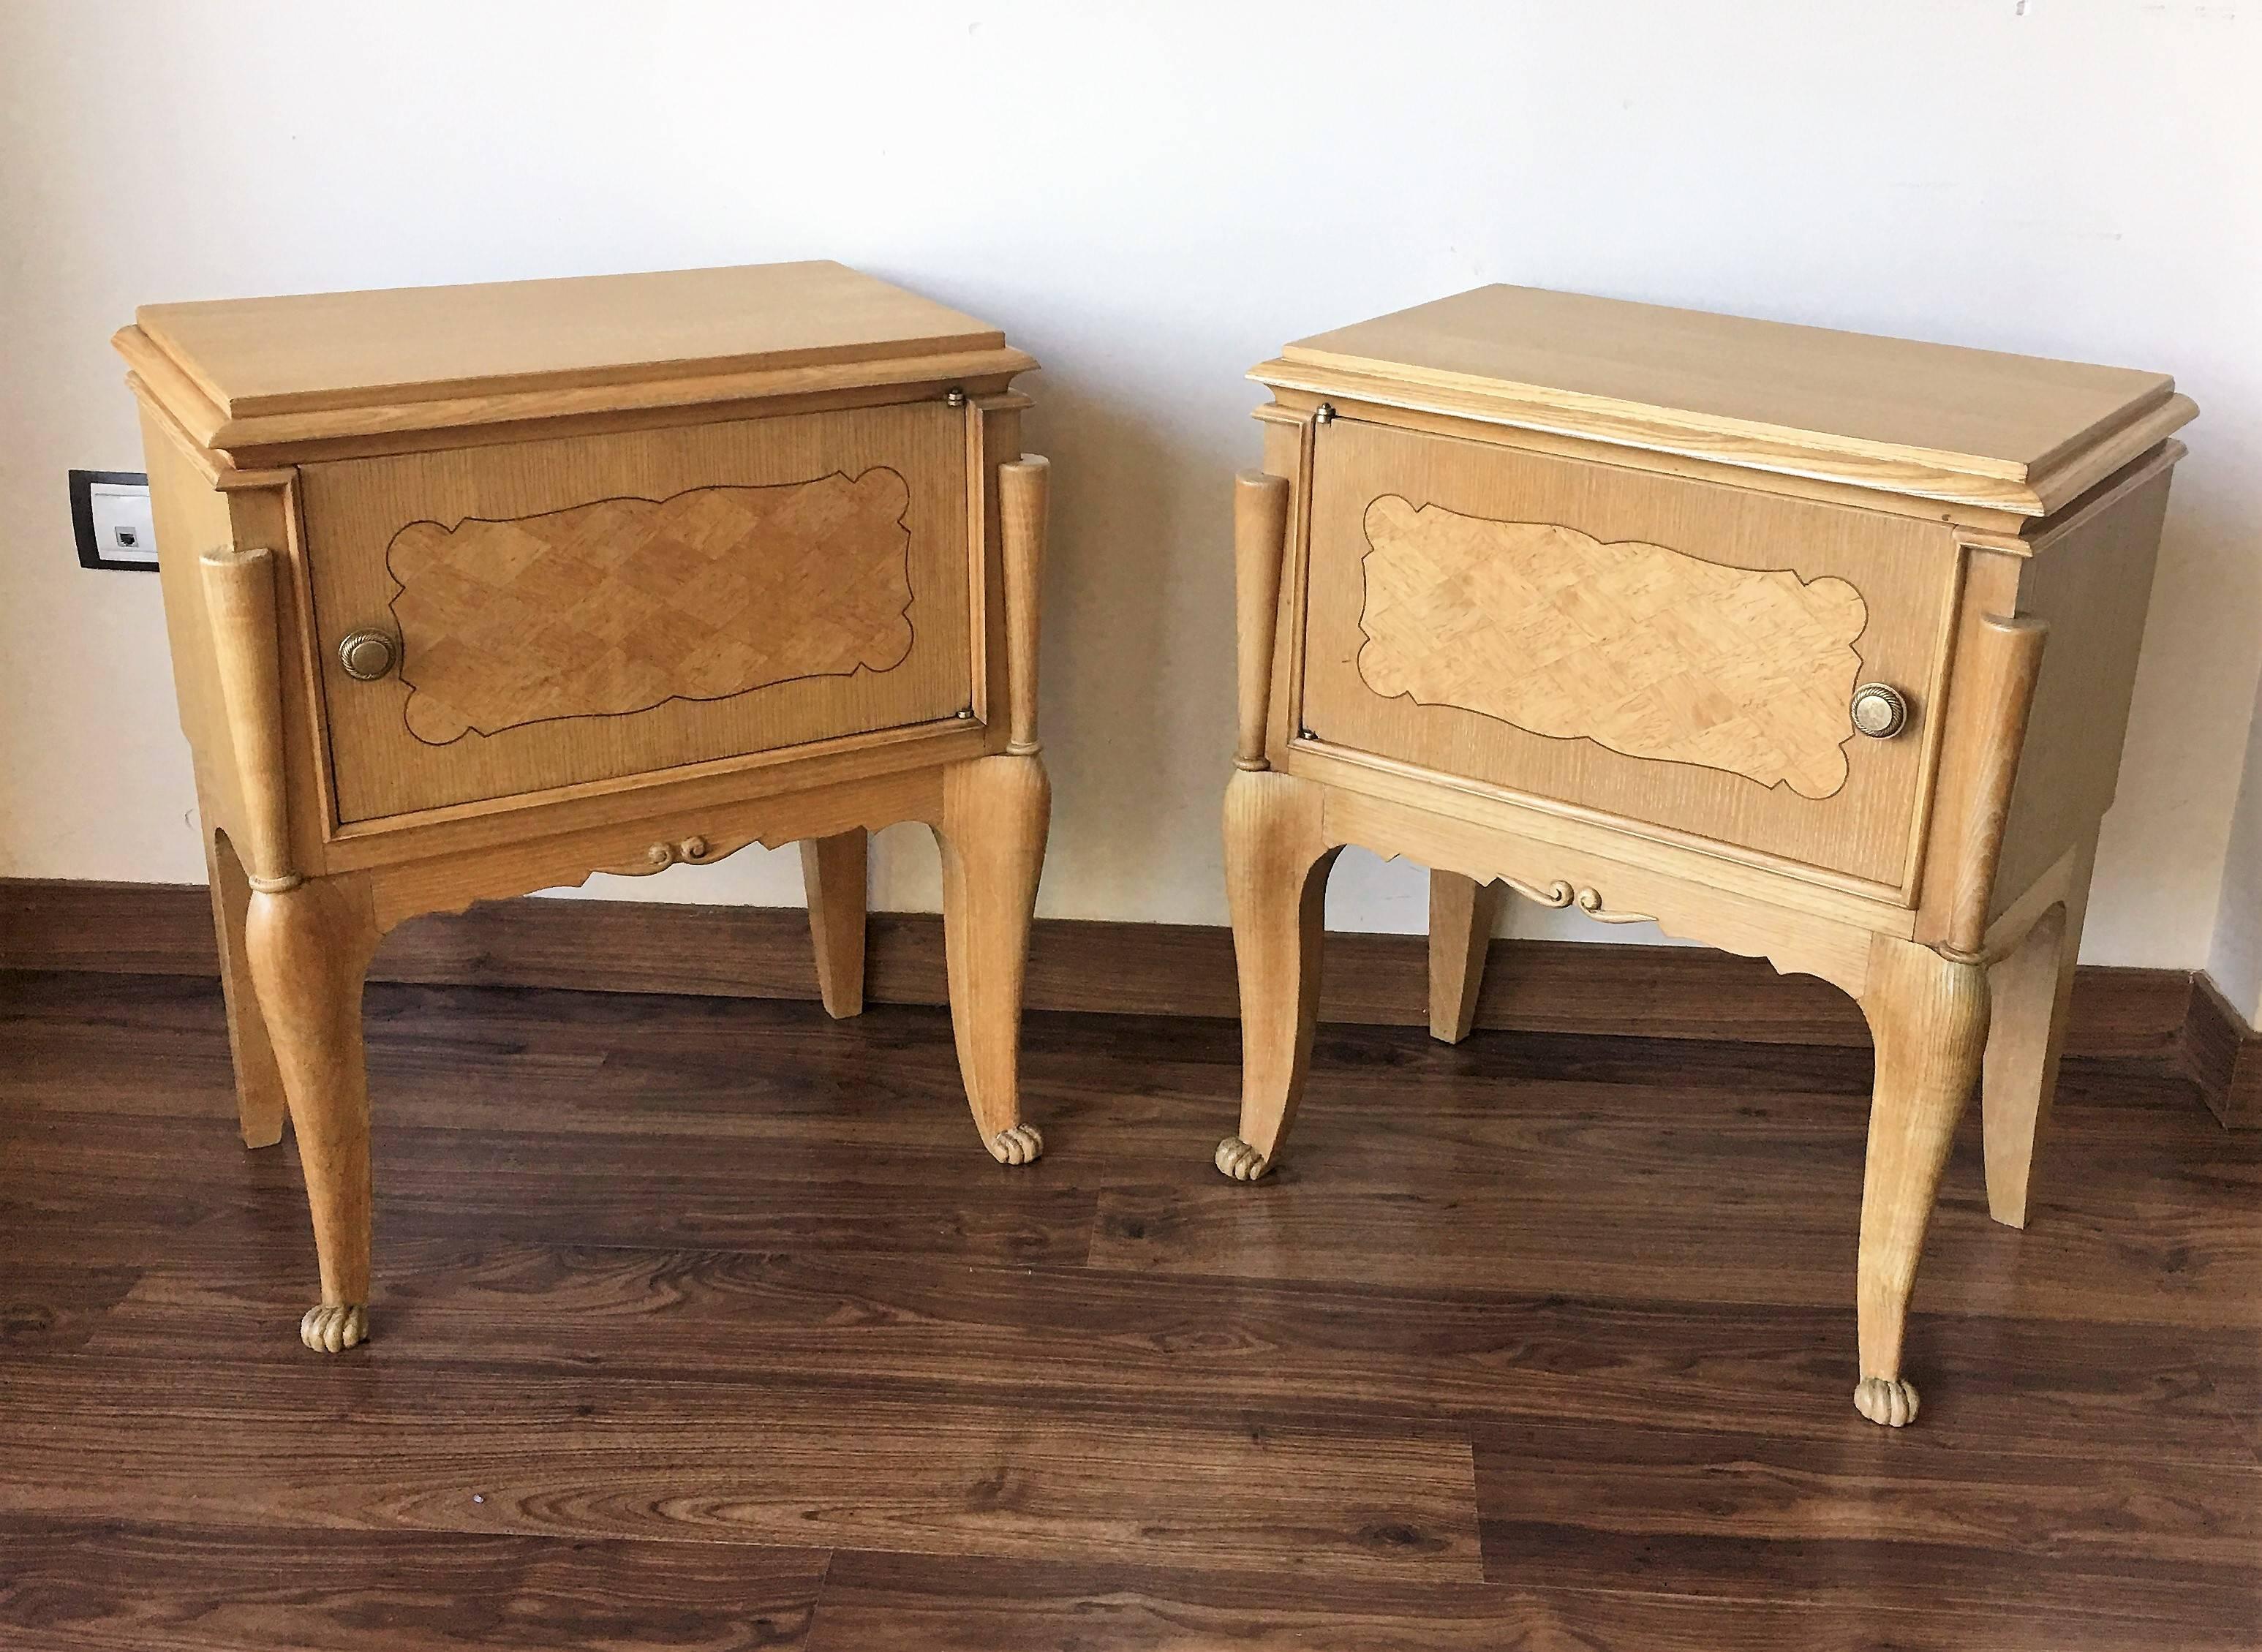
[301,401,972,824]
[1299,418,1961,892]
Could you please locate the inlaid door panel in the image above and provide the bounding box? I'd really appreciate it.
[300,401,972,823]
[1300,418,1962,890]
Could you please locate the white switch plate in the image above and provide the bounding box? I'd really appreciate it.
[71,469,157,571]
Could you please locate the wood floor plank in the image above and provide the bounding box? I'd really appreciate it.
[1084,1174,2262,1328]
[1472,1417,2262,1632]
[806,1547,2261,1652]
[0,1264,142,1353]
[0,1114,1099,1270]
[1,970,2216,1150]
[1080,1052,2262,1327]
[86,1242,2262,1470]
[0,1359,1482,1583]
[0,1517,828,1651]
[1,965,2255,1647]
[2204,1348,2262,1464]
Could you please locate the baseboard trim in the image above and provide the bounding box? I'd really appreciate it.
[2182,970,2262,1129]
[0,875,2214,1078]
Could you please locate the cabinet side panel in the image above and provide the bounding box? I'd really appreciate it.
[1990,471,2175,916]
[140,410,250,843]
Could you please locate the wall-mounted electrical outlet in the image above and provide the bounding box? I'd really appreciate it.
[71,469,156,571]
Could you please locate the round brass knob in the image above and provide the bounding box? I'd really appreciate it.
[338,629,397,682]
[1850,682,1909,739]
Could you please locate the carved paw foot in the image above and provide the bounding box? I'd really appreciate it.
[1215,1136,1271,1181]
[1855,1376,1920,1427]
[987,1124,1044,1166]
[300,1302,368,1353]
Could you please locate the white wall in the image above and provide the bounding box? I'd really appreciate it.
[2207,679,2262,1020]
[3,1,2257,970]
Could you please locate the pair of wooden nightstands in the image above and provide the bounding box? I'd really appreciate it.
[125,265,2191,1427]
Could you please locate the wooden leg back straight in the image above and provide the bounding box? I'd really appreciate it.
[1980,834,2097,1228]
[799,830,870,1019]
[202,815,289,1150]
[1428,871,1503,1044]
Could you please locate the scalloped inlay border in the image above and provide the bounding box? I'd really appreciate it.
[388,468,916,745]
[1357,497,1868,799]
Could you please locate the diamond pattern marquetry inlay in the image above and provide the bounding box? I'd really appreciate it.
[388,469,916,744]
[1357,497,1869,799]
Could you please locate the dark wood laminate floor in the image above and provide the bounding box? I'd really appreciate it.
[1,967,2255,1651]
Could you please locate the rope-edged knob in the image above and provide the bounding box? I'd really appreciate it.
[1850,682,1909,739]
[338,629,398,682]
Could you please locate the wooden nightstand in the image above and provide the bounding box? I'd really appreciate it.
[118,262,1052,1352]
[1219,285,2195,1425]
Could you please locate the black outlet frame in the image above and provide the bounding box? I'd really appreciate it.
[71,469,155,572]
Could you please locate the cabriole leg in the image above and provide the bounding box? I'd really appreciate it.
[1853,935,1990,1425]
[244,876,382,1352]
[933,753,1049,1165]
[1218,770,1338,1181]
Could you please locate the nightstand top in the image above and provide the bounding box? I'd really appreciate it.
[117,261,1035,459]
[1254,284,2193,517]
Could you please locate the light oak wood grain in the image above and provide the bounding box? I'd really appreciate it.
[389,469,917,744]
[799,830,869,1020]
[301,402,972,823]
[123,265,1050,1348]
[1262,384,2040,534]
[1284,737,1912,940]
[1975,452,2178,925]
[145,416,257,839]
[1234,470,1292,770]
[1939,614,2049,959]
[1983,834,2097,1229]
[1319,787,1876,998]
[118,261,1036,460]
[243,874,382,1351]
[199,813,288,1150]
[1258,283,2191,516]
[1253,412,1319,774]
[1302,417,1958,891]
[1218,771,1338,1180]
[362,770,944,932]
[998,456,1048,755]
[197,546,298,890]
[1854,933,1990,1425]
[935,755,1050,1163]
[1428,871,1501,1045]
[1357,497,1869,798]
[137,262,1005,417]
[1232,290,2192,1427]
